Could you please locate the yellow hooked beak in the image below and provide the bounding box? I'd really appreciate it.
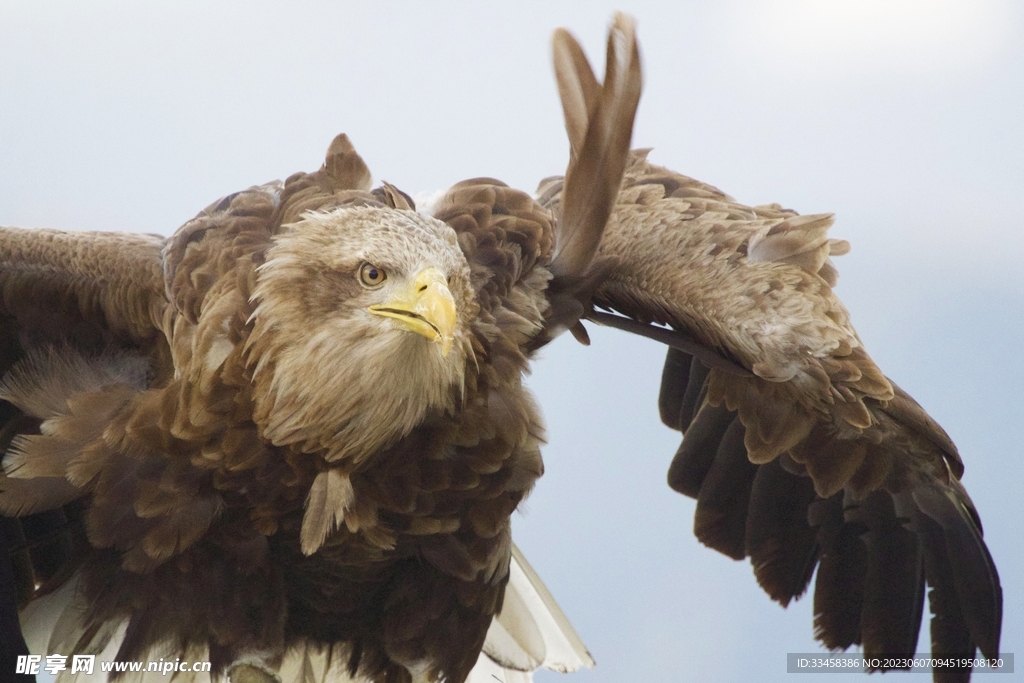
[368,267,457,356]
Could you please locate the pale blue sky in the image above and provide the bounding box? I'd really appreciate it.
[2,2,1021,681]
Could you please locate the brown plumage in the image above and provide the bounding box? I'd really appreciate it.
[0,15,638,683]
[540,150,1001,677]
[0,11,1002,683]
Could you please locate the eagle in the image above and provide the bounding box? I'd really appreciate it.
[0,14,1002,683]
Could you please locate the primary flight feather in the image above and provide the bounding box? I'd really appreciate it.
[0,12,1001,683]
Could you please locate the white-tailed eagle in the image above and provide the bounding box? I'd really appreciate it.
[0,14,1001,683]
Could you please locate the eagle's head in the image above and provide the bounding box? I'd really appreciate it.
[246,205,477,463]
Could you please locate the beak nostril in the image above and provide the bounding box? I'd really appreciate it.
[418,285,428,292]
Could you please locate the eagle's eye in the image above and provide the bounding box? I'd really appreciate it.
[359,263,387,288]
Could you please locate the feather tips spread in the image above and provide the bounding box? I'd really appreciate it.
[0,12,1002,683]
[655,347,1001,673]
[626,151,1001,672]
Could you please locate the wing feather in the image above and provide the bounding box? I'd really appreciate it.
[539,150,1003,667]
[0,226,171,631]
[530,13,642,347]
[0,227,167,346]
[744,459,819,606]
[851,491,926,660]
[666,401,731,499]
[692,417,756,560]
[481,543,593,674]
[549,13,641,280]
[809,494,867,650]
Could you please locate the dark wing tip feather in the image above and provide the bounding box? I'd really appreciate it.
[850,492,926,660]
[917,511,981,683]
[744,459,819,606]
[692,417,756,560]
[909,483,1003,661]
[810,494,866,650]
[653,345,1002,673]
[666,401,730,498]
[657,348,692,428]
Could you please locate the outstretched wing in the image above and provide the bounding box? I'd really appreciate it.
[0,226,169,576]
[0,224,170,676]
[539,150,1002,670]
